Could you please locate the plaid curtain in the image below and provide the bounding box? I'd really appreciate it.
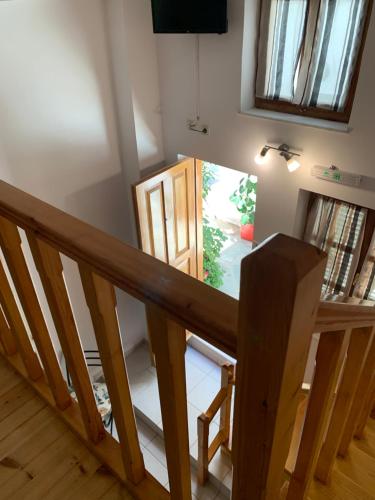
[304,195,367,296]
[353,230,375,300]
[256,0,369,111]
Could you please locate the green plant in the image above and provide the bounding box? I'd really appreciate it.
[229,175,257,225]
[202,163,227,289]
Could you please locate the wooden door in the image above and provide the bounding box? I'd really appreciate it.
[133,158,202,280]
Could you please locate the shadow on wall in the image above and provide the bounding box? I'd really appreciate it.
[65,174,147,353]
[0,0,122,207]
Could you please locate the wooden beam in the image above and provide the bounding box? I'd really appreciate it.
[315,327,373,483]
[147,304,192,499]
[232,234,326,500]
[79,266,145,485]
[0,259,42,380]
[0,217,71,410]
[287,330,349,498]
[27,234,105,444]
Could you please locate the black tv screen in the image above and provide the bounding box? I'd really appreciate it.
[151,0,228,34]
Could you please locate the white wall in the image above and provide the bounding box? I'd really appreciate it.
[0,0,148,354]
[156,0,375,243]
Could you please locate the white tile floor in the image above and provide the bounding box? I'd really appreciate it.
[126,342,234,499]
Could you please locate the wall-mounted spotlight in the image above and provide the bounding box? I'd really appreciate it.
[255,143,301,172]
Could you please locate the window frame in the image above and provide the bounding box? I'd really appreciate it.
[255,0,374,124]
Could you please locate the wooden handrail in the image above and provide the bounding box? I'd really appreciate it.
[315,300,375,332]
[0,180,237,357]
[1,179,375,500]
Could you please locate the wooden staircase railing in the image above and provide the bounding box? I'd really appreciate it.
[0,179,374,499]
[197,301,375,498]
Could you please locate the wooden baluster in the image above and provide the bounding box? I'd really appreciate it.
[220,363,234,451]
[339,329,375,456]
[0,303,17,356]
[146,304,192,499]
[197,414,209,485]
[232,234,326,500]
[315,326,372,483]
[371,398,375,419]
[0,259,43,380]
[0,216,71,409]
[27,234,105,444]
[355,373,375,438]
[287,330,349,499]
[79,265,145,485]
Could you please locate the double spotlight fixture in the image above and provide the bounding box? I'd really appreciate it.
[255,144,301,172]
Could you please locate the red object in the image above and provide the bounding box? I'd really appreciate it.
[240,223,254,241]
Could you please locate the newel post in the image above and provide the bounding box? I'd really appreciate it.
[231,234,326,500]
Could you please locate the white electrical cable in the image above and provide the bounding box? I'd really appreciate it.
[195,34,200,122]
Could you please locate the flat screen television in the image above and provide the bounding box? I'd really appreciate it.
[151,0,228,34]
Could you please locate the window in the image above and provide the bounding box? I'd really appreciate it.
[304,195,367,296]
[255,0,373,122]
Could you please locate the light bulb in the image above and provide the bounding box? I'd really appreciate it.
[287,157,301,172]
[254,146,270,165]
[255,153,267,165]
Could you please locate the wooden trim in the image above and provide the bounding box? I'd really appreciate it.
[79,266,146,485]
[254,0,373,124]
[255,97,349,123]
[146,304,192,499]
[0,181,238,358]
[27,234,106,445]
[315,327,372,484]
[232,234,326,500]
[0,349,168,500]
[195,159,204,281]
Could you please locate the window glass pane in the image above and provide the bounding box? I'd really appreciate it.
[322,204,366,295]
[301,0,368,110]
[256,0,308,101]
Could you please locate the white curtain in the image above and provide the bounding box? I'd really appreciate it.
[353,230,375,301]
[256,0,308,101]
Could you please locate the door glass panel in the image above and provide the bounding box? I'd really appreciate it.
[148,185,167,262]
[173,172,189,255]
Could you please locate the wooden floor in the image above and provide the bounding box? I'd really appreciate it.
[0,357,374,499]
[0,359,133,500]
[307,418,375,500]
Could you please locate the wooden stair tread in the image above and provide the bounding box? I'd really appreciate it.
[307,418,375,499]
[0,358,134,500]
